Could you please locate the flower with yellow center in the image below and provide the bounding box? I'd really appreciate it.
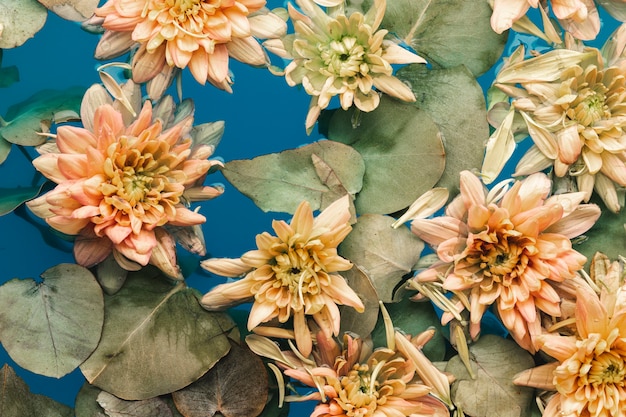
[492,48,626,212]
[263,0,425,133]
[490,0,599,40]
[200,195,364,356]
[26,87,222,278]
[410,170,600,352]
[514,253,626,416]
[94,0,286,91]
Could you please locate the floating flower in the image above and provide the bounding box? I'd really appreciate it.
[200,195,364,356]
[490,0,599,40]
[490,47,626,212]
[410,171,600,352]
[515,253,626,416]
[247,328,451,417]
[93,0,287,91]
[26,87,222,278]
[263,0,425,133]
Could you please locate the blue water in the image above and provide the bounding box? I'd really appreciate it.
[0,2,622,416]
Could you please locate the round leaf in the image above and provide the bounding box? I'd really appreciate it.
[339,214,424,302]
[75,383,107,417]
[575,201,626,263]
[0,364,73,417]
[172,340,269,417]
[398,65,489,194]
[0,185,44,215]
[0,0,47,49]
[328,96,445,214]
[0,87,84,146]
[0,263,104,378]
[376,0,506,76]
[338,266,380,339]
[445,334,535,417]
[223,140,364,213]
[37,0,100,21]
[79,269,236,400]
[97,392,174,417]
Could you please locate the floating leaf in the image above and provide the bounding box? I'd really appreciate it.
[0,0,47,49]
[172,340,269,417]
[0,263,104,378]
[223,140,364,213]
[575,200,626,262]
[75,383,107,417]
[370,298,446,361]
[375,0,506,76]
[0,63,19,88]
[80,269,236,400]
[0,185,44,215]
[0,137,10,164]
[339,214,424,302]
[445,334,535,417]
[0,87,84,146]
[397,64,489,193]
[0,364,73,417]
[37,0,100,21]
[97,392,174,417]
[338,266,380,339]
[328,96,445,214]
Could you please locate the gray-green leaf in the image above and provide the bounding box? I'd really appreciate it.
[0,263,104,378]
[0,0,47,49]
[79,269,236,400]
[0,185,44,215]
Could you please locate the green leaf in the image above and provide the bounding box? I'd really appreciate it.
[0,0,47,49]
[339,214,424,302]
[0,87,84,146]
[0,185,44,216]
[0,263,104,378]
[328,96,445,214]
[575,201,626,262]
[370,298,446,361]
[79,269,236,400]
[37,0,100,21]
[445,334,535,417]
[338,266,380,340]
[223,140,364,213]
[0,364,73,417]
[97,392,175,417]
[75,383,107,417]
[171,340,269,417]
[0,137,10,164]
[377,0,506,76]
[0,65,19,88]
[397,64,489,194]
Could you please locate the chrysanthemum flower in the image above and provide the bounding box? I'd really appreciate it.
[263,0,425,133]
[93,0,286,91]
[514,253,626,416]
[492,48,626,212]
[27,88,222,278]
[410,171,600,352]
[200,195,364,356]
[490,0,599,40]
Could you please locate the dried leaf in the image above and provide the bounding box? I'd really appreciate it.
[339,214,424,302]
[328,96,445,214]
[445,334,535,417]
[80,269,236,400]
[38,0,100,21]
[0,264,104,378]
[172,340,269,417]
[0,0,47,49]
[0,364,73,417]
[223,140,364,214]
[97,392,173,417]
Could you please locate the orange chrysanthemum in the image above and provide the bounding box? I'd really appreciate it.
[410,171,600,352]
[200,195,364,356]
[94,0,286,91]
[27,92,222,277]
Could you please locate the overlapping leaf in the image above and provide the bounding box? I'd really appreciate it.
[80,270,237,400]
[0,0,47,49]
[339,214,424,302]
[328,96,445,214]
[0,184,44,215]
[574,200,626,262]
[223,140,364,213]
[0,263,104,378]
[338,266,380,339]
[37,0,100,21]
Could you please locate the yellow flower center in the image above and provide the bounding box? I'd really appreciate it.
[321,37,366,78]
[568,88,609,127]
[589,352,626,385]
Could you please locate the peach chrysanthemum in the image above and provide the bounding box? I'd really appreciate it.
[410,171,600,352]
[200,195,364,356]
[515,253,626,416]
[26,91,222,278]
[93,0,286,91]
[490,0,599,40]
[263,0,425,133]
[492,48,626,212]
